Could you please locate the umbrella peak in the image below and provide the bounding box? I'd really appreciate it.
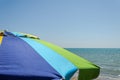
[0,31,40,39]
[0,32,4,36]
[0,30,7,36]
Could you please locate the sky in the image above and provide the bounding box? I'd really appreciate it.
[0,0,120,48]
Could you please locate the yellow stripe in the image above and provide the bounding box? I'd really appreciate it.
[0,36,3,45]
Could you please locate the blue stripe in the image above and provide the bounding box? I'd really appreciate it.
[20,37,77,79]
[0,32,62,80]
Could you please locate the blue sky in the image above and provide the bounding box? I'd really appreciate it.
[0,0,120,48]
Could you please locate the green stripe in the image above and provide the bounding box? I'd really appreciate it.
[34,39,100,80]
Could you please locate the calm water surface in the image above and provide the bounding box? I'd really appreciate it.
[66,48,120,80]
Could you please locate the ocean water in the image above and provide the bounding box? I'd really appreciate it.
[66,48,120,80]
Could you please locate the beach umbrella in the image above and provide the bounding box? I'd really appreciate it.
[0,31,100,80]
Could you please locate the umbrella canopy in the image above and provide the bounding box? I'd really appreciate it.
[0,31,100,80]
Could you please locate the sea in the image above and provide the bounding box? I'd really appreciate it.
[66,48,120,80]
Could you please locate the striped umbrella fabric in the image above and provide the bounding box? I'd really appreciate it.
[0,31,100,80]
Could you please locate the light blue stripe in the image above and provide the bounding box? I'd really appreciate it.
[20,38,77,79]
[12,32,24,36]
